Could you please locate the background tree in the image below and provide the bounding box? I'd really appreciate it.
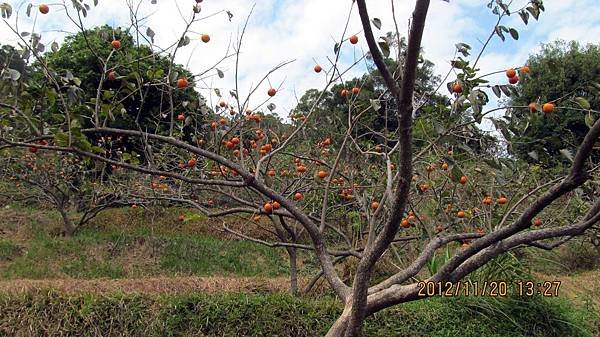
[0,44,27,77]
[38,25,210,135]
[291,39,498,158]
[505,40,600,167]
[0,148,130,235]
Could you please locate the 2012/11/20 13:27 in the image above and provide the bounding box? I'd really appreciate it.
[416,280,562,297]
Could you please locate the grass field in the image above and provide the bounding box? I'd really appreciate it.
[0,205,598,336]
[0,206,290,279]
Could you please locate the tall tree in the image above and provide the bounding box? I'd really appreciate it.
[506,40,600,167]
[38,25,210,134]
[291,41,497,157]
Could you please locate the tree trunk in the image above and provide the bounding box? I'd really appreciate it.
[325,305,352,337]
[58,206,76,236]
[274,215,299,295]
[343,278,369,337]
[286,246,298,295]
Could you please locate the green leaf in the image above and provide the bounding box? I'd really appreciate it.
[178,35,190,47]
[492,85,501,98]
[4,68,20,81]
[526,6,540,20]
[492,118,512,140]
[499,85,511,97]
[519,10,529,25]
[370,99,381,111]
[51,114,64,122]
[76,137,92,152]
[507,85,520,97]
[495,26,506,42]
[371,18,382,30]
[129,71,142,84]
[574,97,590,110]
[455,42,471,57]
[54,132,69,146]
[585,111,596,128]
[450,58,469,70]
[509,28,519,40]
[378,39,390,58]
[169,71,179,83]
[46,89,57,106]
[559,149,574,163]
[484,159,502,170]
[473,110,482,124]
[527,151,539,161]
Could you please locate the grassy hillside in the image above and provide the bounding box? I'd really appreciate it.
[0,205,598,337]
[0,206,290,279]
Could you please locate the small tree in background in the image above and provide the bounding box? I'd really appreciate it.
[0,148,129,235]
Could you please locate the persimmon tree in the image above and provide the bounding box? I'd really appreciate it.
[0,147,130,235]
[0,0,599,336]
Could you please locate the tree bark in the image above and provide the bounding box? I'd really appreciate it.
[344,270,369,337]
[343,0,432,335]
[325,305,352,337]
[58,206,76,236]
[286,246,298,295]
[275,216,300,295]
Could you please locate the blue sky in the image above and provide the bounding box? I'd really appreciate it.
[1,0,599,125]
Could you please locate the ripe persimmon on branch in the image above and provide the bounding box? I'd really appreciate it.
[0,0,598,337]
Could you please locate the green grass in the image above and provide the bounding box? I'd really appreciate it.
[1,229,125,279]
[160,235,287,277]
[0,291,596,337]
[522,242,600,275]
[0,240,20,261]
[375,295,599,337]
[0,223,287,279]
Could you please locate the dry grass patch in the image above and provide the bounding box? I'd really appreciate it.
[0,276,304,295]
